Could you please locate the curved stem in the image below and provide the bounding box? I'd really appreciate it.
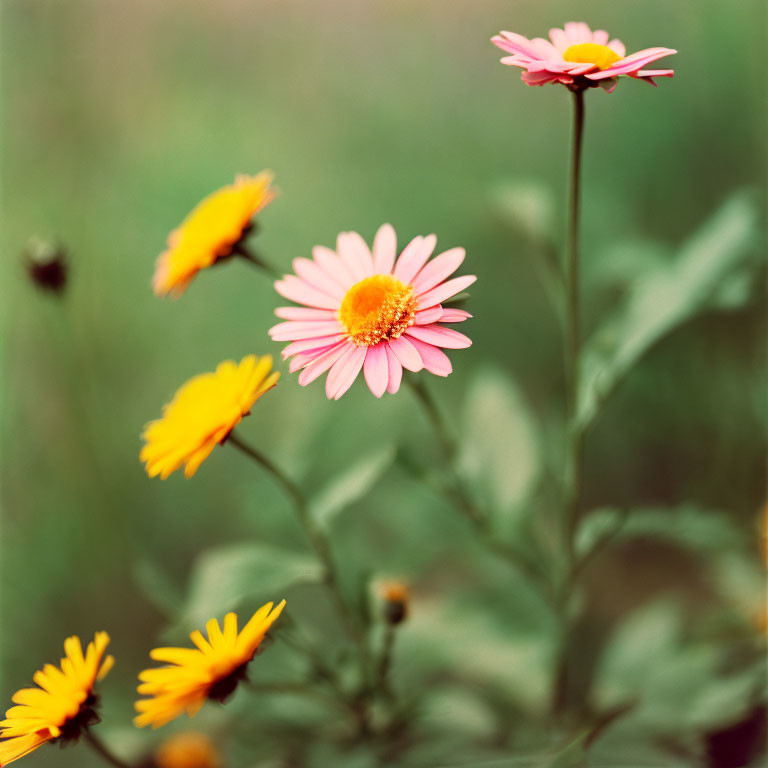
[552,87,587,721]
[226,432,373,686]
[84,730,131,768]
[406,377,554,601]
[232,241,281,279]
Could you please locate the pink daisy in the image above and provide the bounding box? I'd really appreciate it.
[269,225,475,399]
[492,21,676,92]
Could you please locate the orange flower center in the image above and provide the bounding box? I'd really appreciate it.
[339,275,416,347]
[563,42,621,70]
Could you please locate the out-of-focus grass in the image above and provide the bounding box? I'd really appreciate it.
[1,1,765,765]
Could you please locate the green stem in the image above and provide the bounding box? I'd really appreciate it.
[376,624,397,698]
[407,376,457,462]
[564,87,585,551]
[406,377,554,601]
[232,241,281,279]
[84,730,131,768]
[552,87,586,721]
[227,432,373,686]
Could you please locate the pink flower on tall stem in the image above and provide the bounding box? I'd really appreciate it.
[269,225,475,399]
[492,22,676,92]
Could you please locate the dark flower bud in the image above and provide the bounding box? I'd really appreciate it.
[380,581,409,625]
[25,237,68,294]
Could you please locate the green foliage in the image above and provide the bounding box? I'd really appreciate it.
[1,2,765,766]
[579,191,762,430]
[594,600,765,736]
[180,543,323,630]
[309,446,395,532]
[458,367,541,530]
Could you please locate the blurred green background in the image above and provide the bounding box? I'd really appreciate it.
[2,1,766,766]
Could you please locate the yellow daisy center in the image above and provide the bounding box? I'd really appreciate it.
[339,275,416,347]
[563,42,621,70]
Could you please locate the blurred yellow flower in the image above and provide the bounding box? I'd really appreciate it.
[141,355,279,480]
[135,602,285,728]
[154,732,222,768]
[153,172,275,297]
[0,633,113,765]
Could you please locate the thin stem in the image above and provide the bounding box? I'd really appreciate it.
[226,431,373,686]
[232,241,281,279]
[84,730,130,768]
[227,431,305,511]
[407,376,457,462]
[552,87,587,721]
[376,624,397,698]
[406,378,554,601]
[564,87,585,549]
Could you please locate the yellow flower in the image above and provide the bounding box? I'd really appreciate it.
[0,633,114,765]
[153,173,275,297]
[135,602,285,729]
[154,732,222,768]
[140,355,279,480]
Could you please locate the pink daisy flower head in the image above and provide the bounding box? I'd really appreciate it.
[492,22,676,92]
[269,225,475,399]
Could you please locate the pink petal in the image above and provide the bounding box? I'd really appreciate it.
[363,344,388,398]
[289,352,319,373]
[388,335,424,372]
[406,325,472,349]
[281,334,347,359]
[408,338,452,377]
[269,320,343,342]
[385,346,403,394]
[326,345,366,400]
[298,341,350,386]
[312,245,355,287]
[492,31,546,60]
[337,232,373,281]
[522,70,572,86]
[529,36,558,57]
[372,224,396,275]
[275,276,340,310]
[440,308,472,323]
[592,29,609,45]
[634,69,675,86]
[417,275,477,309]
[564,22,592,44]
[393,234,437,284]
[414,306,444,325]
[274,307,337,321]
[608,39,626,57]
[410,247,466,294]
[549,27,569,51]
[292,257,345,299]
[589,47,677,79]
[289,344,339,372]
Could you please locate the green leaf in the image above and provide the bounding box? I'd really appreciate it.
[594,600,765,734]
[134,558,183,618]
[492,180,563,314]
[309,446,395,531]
[182,543,323,629]
[492,179,557,245]
[574,507,625,563]
[459,367,541,524]
[615,504,748,554]
[579,191,760,430]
